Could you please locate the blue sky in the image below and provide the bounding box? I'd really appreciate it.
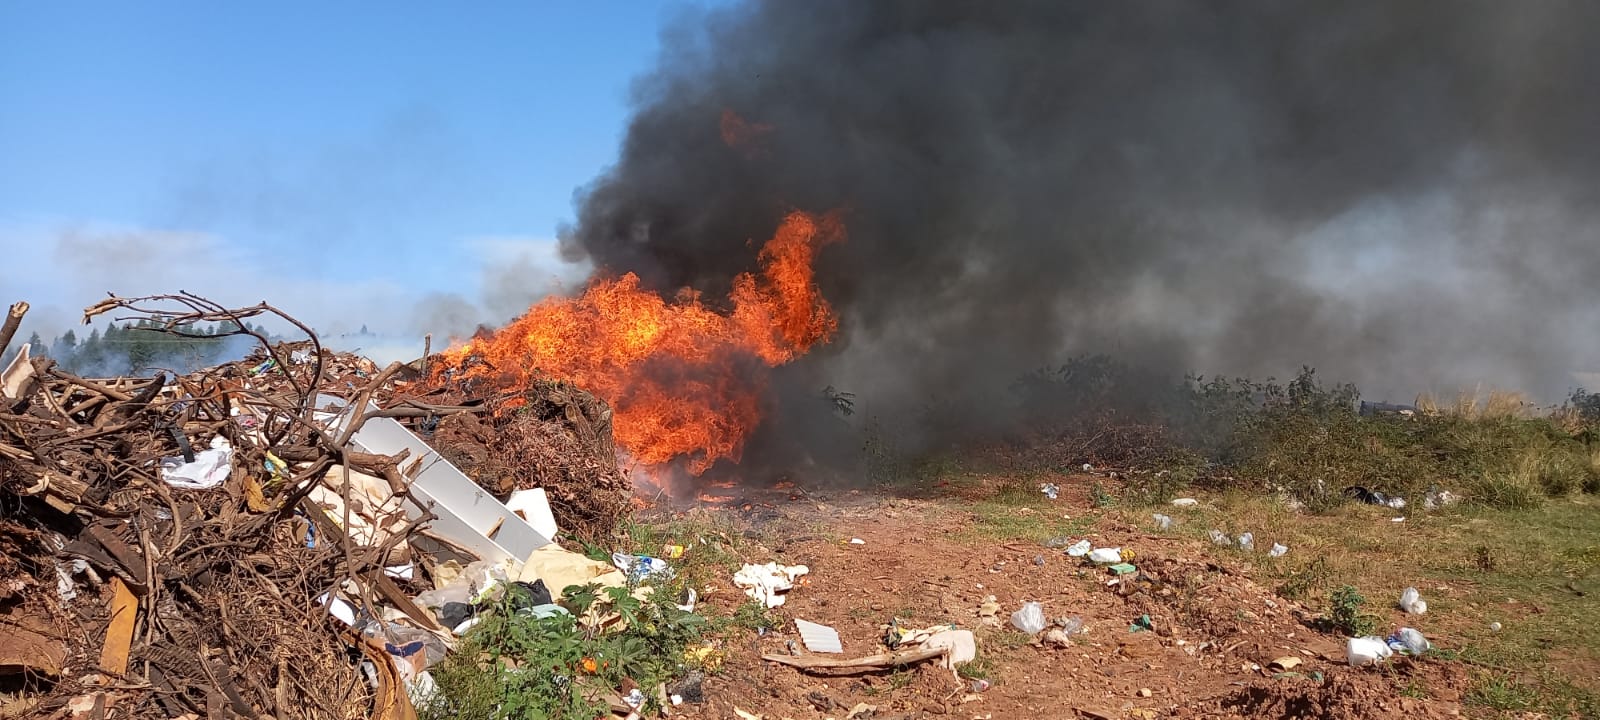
[0,2,721,352]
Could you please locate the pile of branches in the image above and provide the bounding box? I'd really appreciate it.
[397,372,632,542]
[0,294,426,720]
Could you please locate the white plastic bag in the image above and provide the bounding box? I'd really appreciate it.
[1399,587,1427,614]
[1208,529,1230,546]
[414,560,509,609]
[1389,627,1430,655]
[1010,601,1047,634]
[1267,543,1289,558]
[1065,539,1092,557]
[1087,547,1122,564]
[1347,636,1394,666]
[1152,513,1173,531]
[1236,532,1255,551]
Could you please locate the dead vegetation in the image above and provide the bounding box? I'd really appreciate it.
[0,293,634,719]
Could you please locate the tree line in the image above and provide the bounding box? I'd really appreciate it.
[1,319,269,377]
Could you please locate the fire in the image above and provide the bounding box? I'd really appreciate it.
[434,211,844,475]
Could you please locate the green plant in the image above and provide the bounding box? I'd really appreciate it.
[1276,557,1331,601]
[1467,673,1539,711]
[1091,481,1114,508]
[956,654,996,681]
[420,580,709,720]
[1326,585,1378,637]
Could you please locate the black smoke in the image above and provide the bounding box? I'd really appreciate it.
[559,1,1600,456]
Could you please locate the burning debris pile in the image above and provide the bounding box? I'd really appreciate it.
[427,210,845,482]
[0,293,642,719]
[398,374,631,542]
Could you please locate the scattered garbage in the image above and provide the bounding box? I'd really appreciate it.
[1043,536,1074,548]
[849,538,866,545]
[158,436,234,490]
[977,596,1002,627]
[415,560,511,609]
[1387,627,1430,655]
[661,543,688,559]
[1065,539,1092,557]
[1399,586,1428,614]
[734,562,810,608]
[1088,547,1123,564]
[1236,532,1255,551]
[1129,614,1154,633]
[1011,601,1048,634]
[1034,554,1046,566]
[1490,621,1502,632]
[1041,482,1060,500]
[1108,562,1137,575]
[1423,489,1460,510]
[1269,656,1303,671]
[882,619,958,649]
[1152,513,1173,530]
[1209,529,1231,546]
[795,619,844,653]
[1345,486,1407,509]
[1057,616,1086,635]
[1268,543,1289,557]
[971,679,991,693]
[1346,636,1395,666]
[612,552,675,582]
[924,629,978,669]
[1170,498,1199,507]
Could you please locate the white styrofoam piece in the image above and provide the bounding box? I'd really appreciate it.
[317,394,553,564]
[506,488,559,541]
[794,618,843,653]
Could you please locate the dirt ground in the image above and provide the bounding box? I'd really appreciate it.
[650,476,1474,720]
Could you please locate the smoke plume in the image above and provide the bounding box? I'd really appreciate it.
[559,1,1600,450]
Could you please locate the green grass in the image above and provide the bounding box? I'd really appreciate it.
[1145,492,1600,717]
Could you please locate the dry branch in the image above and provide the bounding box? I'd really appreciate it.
[761,646,949,672]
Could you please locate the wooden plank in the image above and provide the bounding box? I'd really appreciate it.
[98,576,137,675]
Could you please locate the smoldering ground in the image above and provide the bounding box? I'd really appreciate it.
[553,0,1600,460]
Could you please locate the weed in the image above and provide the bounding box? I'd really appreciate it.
[1399,678,1429,699]
[1091,482,1115,508]
[419,581,708,720]
[724,601,779,632]
[1467,673,1538,711]
[957,654,996,681]
[1473,544,1496,573]
[1276,557,1331,602]
[1326,585,1378,637]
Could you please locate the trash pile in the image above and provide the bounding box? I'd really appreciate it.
[0,294,644,719]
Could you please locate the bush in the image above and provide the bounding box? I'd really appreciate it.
[1327,585,1379,637]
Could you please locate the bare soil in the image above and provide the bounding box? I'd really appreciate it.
[654,479,1472,720]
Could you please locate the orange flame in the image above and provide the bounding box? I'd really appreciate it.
[435,211,844,475]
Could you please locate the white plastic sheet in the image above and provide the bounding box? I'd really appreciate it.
[159,436,233,490]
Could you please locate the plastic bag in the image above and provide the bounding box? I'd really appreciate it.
[1236,532,1255,551]
[1010,601,1047,634]
[1151,513,1173,531]
[1208,529,1230,546]
[1399,587,1427,614]
[1387,627,1430,655]
[1065,539,1092,557]
[1267,543,1289,558]
[1087,547,1122,564]
[414,560,508,609]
